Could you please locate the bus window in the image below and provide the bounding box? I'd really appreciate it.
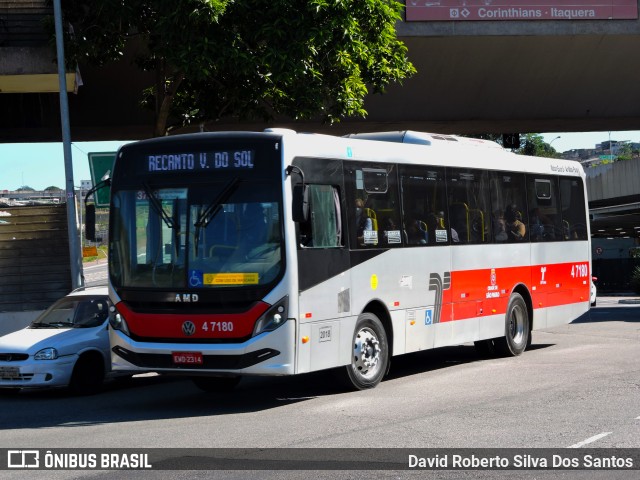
[489,172,528,243]
[346,163,401,248]
[559,177,588,240]
[446,168,491,244]
[399,165,448,245]
[527,175,563,242]
[297,184,342,248]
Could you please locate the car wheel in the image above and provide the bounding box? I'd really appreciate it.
[191,376,241,393]
[494,293,529,357]
[69,353,105,395]
[339,312,389,390]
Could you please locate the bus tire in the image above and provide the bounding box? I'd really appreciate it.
[341,312,389,390]
[495,293,529,357]
[191,376,241,393]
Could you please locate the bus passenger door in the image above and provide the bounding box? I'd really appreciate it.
[292,163,352,374]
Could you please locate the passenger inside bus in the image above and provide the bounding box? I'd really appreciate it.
[406,218,428,245]
[530,207,554,241]
[493,210,508,242]
[505,204,526,241]
[239,203,268,254]
[355,198,376,246]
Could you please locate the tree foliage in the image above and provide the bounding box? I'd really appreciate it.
[464,133,560,158]
[516,133,560,158]
[60,0,415,136]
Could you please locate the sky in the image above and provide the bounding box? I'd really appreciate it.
[0,140,131,191]
[0,130,638,191]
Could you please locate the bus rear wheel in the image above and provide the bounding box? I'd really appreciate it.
[340,313,389,390]
[495,293,529,356]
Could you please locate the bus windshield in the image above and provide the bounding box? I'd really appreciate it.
[109,181,283,289]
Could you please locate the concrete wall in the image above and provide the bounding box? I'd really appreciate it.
[585,157,640,203]
[0,204,71,335]
[0,310,42,337]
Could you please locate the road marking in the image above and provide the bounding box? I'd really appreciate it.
[568,432,612,448]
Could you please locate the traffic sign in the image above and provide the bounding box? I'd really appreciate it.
[88,152,115,207]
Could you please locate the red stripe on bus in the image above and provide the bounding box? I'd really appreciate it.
[116,301,271,339]
[445,262,589,322]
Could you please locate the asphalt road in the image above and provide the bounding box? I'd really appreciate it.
[1,301,638,480]
[82,261,108,287]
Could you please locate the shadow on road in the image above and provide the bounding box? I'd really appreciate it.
[0,341,556,430]
[572,305,640,324]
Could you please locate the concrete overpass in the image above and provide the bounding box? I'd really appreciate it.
[587,157,640,239]
[2,1,640,141]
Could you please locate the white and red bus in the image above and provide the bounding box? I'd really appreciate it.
[101,129,591,391]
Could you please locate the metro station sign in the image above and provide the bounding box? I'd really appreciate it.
[406,1,638,22]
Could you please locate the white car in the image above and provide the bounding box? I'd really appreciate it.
[0,286,127,394]
[590,277,597,307]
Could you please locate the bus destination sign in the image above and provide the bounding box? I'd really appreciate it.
[146,150,255,173]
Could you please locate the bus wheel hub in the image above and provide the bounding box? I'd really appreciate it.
[354,330,380,372]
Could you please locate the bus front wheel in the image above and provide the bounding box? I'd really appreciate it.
[495,293,529,356]
[341,312,389,390]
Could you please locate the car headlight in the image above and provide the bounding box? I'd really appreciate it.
[34,347,59,360]
[109,304,131,336]
[253,297,289,337]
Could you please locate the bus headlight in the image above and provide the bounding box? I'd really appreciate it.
[109,304,131,336]
[253,297,289,337]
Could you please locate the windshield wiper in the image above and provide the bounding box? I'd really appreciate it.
[194,177,240,229]
[193,177,240,252]
[142,182,175,229]
[31,321,75,328]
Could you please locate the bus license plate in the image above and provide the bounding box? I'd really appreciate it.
[172,352,203,365]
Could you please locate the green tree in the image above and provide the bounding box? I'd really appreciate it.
[464,133,560,158]
[516,133,560,158]
[59,0,415,137]
[616,142,632,161]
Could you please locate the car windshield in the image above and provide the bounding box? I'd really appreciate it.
[30,295,110,329]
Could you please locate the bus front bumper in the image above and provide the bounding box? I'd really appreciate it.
[109,320,296,376]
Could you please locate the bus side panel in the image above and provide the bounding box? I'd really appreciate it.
[297,275,356,374]
[530,241,591,330]
[447,243,532,345]
[348,248,452,357]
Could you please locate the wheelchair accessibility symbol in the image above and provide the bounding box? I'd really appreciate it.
[425,308,433,325]
[189,270,203,287]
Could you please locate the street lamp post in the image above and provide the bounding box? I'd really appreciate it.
[549,136,561,147]
[53,0,83,289]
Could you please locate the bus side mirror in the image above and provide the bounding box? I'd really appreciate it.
[85,204,96,242]
[292,184,309,223]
